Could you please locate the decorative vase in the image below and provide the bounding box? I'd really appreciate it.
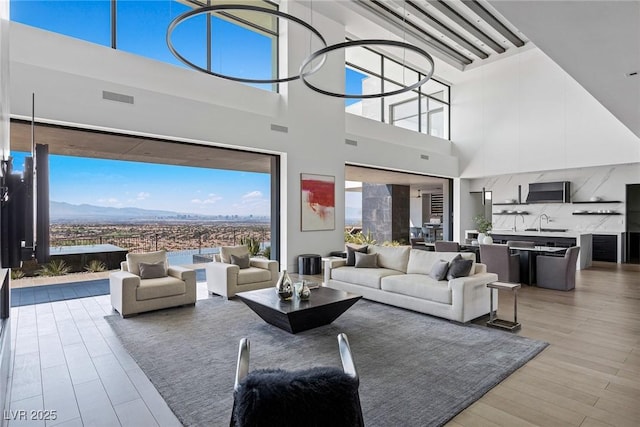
[275,270,293,300]
[483,235,494,244]
[477,232,486,243]
[299,282,311,300]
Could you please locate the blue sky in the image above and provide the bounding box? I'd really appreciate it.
[9,1,367,218]
[11,152,271,216]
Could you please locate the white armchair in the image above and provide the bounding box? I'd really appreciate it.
[206,245,279,299]
[109,250,196,318]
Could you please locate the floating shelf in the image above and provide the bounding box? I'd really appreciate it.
[572,201,622,204]
[572,212,622,215]
[493,202,527,206]
[493,212,530,215]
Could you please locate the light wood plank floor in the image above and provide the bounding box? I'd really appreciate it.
[452,261,640,427]
[3,263,639,426]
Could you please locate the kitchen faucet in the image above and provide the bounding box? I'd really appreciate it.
[538,213,550,232]
[512,214,525,231]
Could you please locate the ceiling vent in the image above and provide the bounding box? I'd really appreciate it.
[345,139,358,146]
[270,124,288,133]
[102,91,134,104]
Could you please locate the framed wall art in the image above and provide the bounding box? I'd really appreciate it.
[300,173,335,231]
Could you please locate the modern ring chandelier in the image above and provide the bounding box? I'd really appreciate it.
[166,3,435,99]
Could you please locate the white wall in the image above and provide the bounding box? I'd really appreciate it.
[8,5,458,271]
[465,163,639,235]
[452,48,640,178]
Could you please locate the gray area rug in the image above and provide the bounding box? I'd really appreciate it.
[105,297,547,427]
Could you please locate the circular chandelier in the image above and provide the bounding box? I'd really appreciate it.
[299,39,434,99]
[167,4,327,84]
[166,4,435,98]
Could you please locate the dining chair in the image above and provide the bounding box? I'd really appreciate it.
[479,244,520,283]
[434,240,460,252]
[536,246,581,290]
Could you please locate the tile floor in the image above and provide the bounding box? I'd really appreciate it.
[3,281,215,427]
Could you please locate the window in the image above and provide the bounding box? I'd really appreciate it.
[10,0,278,92]
[11,0,111,47]
[344,41,450,139]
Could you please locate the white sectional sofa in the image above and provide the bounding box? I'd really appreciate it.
[324,245,498,323]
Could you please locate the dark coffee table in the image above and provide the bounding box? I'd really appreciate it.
[236,286,362,334]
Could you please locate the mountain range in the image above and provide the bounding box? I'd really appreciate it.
[49,201,259,222]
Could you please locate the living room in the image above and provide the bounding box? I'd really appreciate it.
[1,1,639,426]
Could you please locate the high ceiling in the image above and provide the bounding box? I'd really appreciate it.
[314,0,529,72]
[314,1,639,138]
[489,0,640,139]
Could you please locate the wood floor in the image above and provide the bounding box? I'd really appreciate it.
[450,262,640,427]
[3,262,638,426]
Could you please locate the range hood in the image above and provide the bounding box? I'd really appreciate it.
[526,181,571,203]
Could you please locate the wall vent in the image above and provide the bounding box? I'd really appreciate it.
[270,124,288,133]
[345,139,358,146]
[102,91,134,104]
[420,154,430,160]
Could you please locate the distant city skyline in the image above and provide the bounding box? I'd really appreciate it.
[11,151,272,216]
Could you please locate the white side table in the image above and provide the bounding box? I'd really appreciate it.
[486,281,521,332]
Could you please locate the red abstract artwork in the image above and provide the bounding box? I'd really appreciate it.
[301,174,335,231]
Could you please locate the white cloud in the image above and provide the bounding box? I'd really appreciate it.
[191,194,223,205]
[136,192,150,200]
[242,191,263,199]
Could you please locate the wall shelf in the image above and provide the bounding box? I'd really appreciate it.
[572,212,622,215]
[493,202,527,206]
[493,212,529,215]
[572,201,622,204]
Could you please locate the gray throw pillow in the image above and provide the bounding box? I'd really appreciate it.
[346,245,368,266]
[138,261,167,279]
[446,254,473,280]
[354,252,377,268]
[230,253,251,269]
[429,259,450,281]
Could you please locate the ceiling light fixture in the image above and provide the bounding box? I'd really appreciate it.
[167,4,327,84]
[299,39,434,98]
[166,3,435,98]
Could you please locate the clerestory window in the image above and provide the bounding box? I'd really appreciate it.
[10,0,279,92]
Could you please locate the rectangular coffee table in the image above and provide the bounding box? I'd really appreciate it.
[236,287,362,334]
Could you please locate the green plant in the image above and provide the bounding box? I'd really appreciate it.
[473,215,493,234]
[261,245,271,259]
[10,269,25,280]
[240,236,261,256]
[344,230,376,245]
[84,259,107,273]
[382,240,402,247]
[38,260,71,277]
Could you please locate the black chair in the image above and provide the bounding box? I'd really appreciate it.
[434,240,460,252]
[230,333,364,427]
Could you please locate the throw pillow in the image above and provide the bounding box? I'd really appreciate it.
[446,254,473,280]
[230,253,251,269]
[429,259,450,281]
[354,252,378,268]
[126,250,168,276]
[138,261,167,279]
[346,245,368,266]
[220,245,250,264]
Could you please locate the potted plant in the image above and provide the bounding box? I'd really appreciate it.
[473,215,493,244]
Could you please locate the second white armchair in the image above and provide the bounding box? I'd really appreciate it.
[206,245,279,299]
